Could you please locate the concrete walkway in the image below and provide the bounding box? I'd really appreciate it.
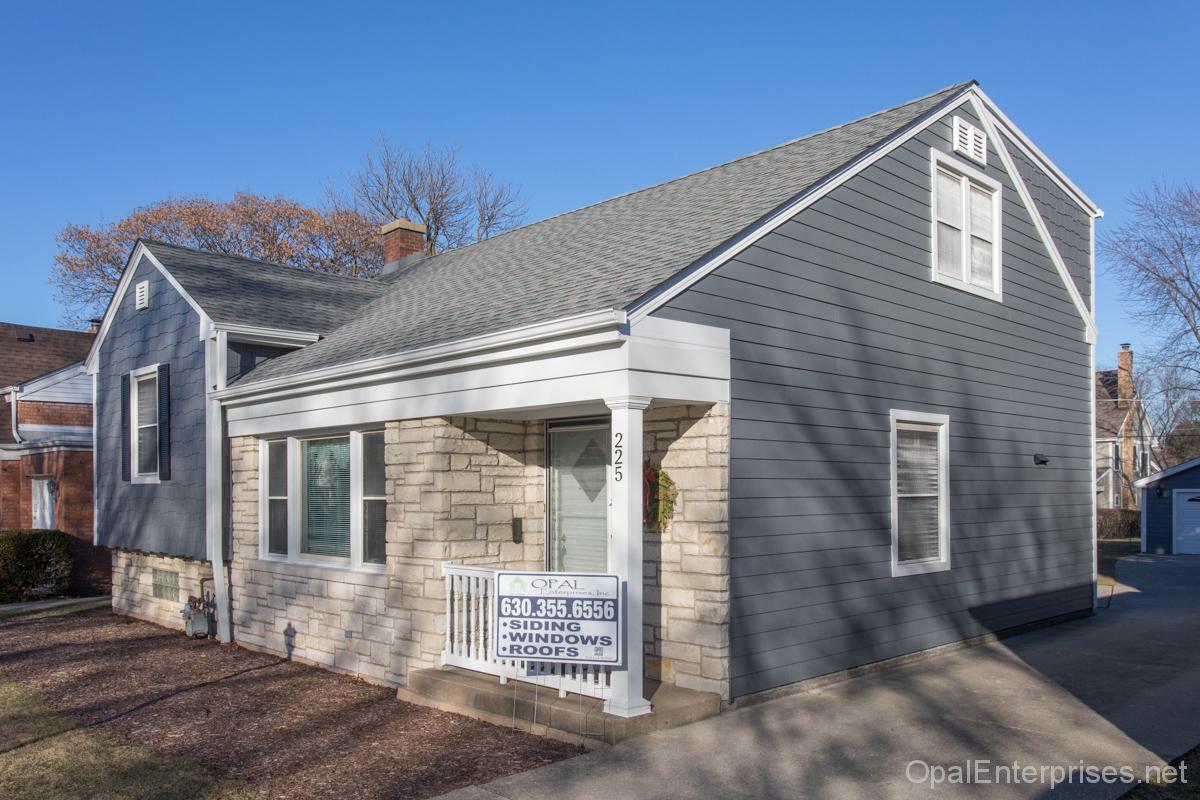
[0,595,110,617]
[441,555,1200,799]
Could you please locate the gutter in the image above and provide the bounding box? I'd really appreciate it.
[213,308,629,405]
[7,386,22,443]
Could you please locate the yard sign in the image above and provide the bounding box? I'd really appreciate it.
[493,572,621,665]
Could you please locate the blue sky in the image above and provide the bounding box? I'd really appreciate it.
[1,1,1196,370]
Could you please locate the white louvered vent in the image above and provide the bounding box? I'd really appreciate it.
[952,116,987,165]
[135,280,150,310]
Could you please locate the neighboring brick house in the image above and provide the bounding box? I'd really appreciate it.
[0,323,106,593]
[92,82,1101,728]
[1095,344,1159,510]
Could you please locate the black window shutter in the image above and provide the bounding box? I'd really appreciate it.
[157,363,171,480]
[120,374,131,482]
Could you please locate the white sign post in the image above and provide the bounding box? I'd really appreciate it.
[494,572,621,666]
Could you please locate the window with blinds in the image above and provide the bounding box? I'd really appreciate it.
[362,431,386,565]
[932,150,1001,300]
[134,373,158,476]
[267,440,288,555]
[891,413,950,576]
[302,437,351,559]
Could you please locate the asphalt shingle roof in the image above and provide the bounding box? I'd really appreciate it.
[228,82,974,385]
[1096,371,1129,438]
[0,322,93,388]
[141,241,389,335]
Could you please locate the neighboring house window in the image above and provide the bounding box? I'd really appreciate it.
[891,410,951,576]
[132,369,158,479]
[931,150,1002,300]
[261,430,385,571]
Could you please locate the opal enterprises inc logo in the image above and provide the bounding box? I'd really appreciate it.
[905,759,1188,790]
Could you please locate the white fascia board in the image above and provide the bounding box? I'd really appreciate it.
[215,309,630,405]
[973,95,1097,343]
[1133,455,1200,488]
[224,315,730,437]
[216,323,320,347]
[626,86,978,324]
[972,86,1102,218]
[85,242,214,373]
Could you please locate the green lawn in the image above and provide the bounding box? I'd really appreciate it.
[0,682,257,800]
[1098,537,1141,587]
[0,597,111,623]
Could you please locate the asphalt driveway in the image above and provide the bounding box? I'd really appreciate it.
[442,555,1200,800]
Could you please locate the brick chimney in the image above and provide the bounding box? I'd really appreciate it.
[380,218,428,275]
[1117,343,1134,409]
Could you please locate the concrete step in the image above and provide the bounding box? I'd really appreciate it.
[398,667,721,745]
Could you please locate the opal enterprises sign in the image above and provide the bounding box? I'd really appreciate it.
[494,572,621,666]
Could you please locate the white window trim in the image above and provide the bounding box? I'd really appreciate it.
[890,409,951,577]
[130,364,160,485]
[930,148,1003,302]
[258,430,386,574]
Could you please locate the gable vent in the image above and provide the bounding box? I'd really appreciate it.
[135,280,150,310]
[952,116,987,165]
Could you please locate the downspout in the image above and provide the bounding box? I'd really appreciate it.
[9,387,23,443]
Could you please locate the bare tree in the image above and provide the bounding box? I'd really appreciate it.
[1103,182,1200,385]
[349,138,525,253]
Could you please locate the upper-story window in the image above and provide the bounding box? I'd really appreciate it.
[261,429,386,571]
[125,363,169,484]
[931,149,1002,301]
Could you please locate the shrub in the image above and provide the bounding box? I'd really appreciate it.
[0,529,73,603]
[1097,509,1140,540]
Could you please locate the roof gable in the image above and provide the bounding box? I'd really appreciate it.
[241,82,975,385]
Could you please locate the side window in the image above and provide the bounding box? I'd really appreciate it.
[891,411,951,576]
[932,149,1002,300]
[132,371,159,479]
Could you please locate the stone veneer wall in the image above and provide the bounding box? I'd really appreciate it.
[643,403,731,698]
[224,406,731,699]
[227,418,544,686]
[111,549,213,629]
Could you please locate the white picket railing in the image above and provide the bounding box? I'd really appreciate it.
[441,562,612,699]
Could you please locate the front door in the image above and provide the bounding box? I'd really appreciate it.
[1175,490,1200,554]
[548,423,609,572]
[31,477,55,530]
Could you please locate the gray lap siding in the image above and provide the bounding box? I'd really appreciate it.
[1142,469,1200,554]
[655,100,1093,698]
[96,256,208,559]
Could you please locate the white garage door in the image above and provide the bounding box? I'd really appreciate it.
[1173,490,1200,554]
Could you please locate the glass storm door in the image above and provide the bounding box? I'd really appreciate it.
[548,424,610,572]
[31,477,54,529]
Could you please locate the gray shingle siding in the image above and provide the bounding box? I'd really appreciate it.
[95,255,208,559]
[1002,134,1092,310]
[1142,469,1200,554]
[654,101,1093,698]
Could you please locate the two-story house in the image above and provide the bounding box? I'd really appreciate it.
[88,82,1101,730]
[1095,344,1159,509]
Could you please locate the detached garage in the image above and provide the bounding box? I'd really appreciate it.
[1135,458,1200,555]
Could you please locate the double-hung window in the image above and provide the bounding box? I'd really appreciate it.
[261,430,386,571]
[932,149,1002,300]
[890,411,950,576]
[130,367,159,482]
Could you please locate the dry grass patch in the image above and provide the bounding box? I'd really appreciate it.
[0,683,257,800]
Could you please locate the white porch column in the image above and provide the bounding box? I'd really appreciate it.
[604,395,653,718]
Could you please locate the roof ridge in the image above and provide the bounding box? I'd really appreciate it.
[0,321,93,336]
[400,81,976,267]
[139,238,387,285]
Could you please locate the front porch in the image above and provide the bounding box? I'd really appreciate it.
[222,313,732,733]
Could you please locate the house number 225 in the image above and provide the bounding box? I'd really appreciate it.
[613,432,624,482]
